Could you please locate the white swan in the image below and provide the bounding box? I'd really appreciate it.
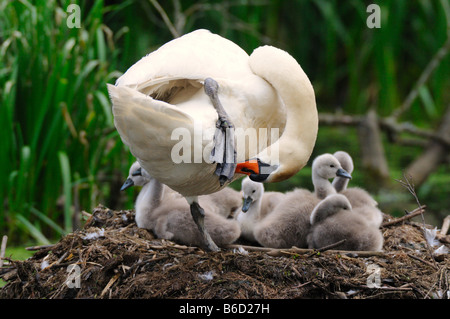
[235,176,285,242]
[307,194,383,251]
[108,29,318,250]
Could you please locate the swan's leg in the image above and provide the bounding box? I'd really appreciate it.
[187,196,219,252]
[204,78,230,127]
[204,77,236,185]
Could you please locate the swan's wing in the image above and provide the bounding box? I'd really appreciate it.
[108,84,194,165]
[109,84,228,195]
[115,29,250,96]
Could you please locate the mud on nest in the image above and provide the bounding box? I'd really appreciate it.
[1,204,449,299]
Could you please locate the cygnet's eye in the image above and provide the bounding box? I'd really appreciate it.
[252,190,256,193]
[330,164,335,168]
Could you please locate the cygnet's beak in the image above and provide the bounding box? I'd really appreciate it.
[241,196,254,213]
[336,168,352,179]
[120,178,134,191]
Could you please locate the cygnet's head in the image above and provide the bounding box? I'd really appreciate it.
[241,176,264,213]
[321,194,352,212]
[120,161,151,191]
[312,154,352,181]
[333,151,354,174]
[310,194,352,224]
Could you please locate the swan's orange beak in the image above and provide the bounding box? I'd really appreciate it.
[235,159,260,175]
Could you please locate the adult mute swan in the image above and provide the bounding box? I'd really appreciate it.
[108,29,318,251]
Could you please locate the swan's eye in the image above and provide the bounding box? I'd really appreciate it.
[252,190,256,193]
[330,164,335,168]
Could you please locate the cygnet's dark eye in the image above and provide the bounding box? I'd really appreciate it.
[252,190,256,193]
[330,164,335,168]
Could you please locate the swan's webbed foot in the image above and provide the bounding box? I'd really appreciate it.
[190,201,220,252]
[204,77,236,185]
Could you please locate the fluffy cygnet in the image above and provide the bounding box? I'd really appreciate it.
[203,186,242,219]
[150,197,241,248]
[253,153,352,248]
[332,151,383,228]
[235,176,285,242]
[307,194,383,251]
[121,162,171,229]
[122,162,241,248]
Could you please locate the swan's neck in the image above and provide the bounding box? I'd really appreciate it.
[249,46,318,182]
[332,177,349,193]
[313,172,336,199]
[135,179,165,224]
[245,196,263,220]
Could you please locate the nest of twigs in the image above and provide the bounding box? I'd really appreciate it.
[1,204,449,299]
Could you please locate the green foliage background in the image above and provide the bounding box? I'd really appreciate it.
[1,0,449,245]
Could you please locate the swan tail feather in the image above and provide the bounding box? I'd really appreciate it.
[107,84,194,162]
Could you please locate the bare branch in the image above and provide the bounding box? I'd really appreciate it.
[306,239,346,257]
[25,244,56,251]
[407,253,439,270]
[440,215,450,236]
[149,0,180,38]
[381,205,427,227]
[392,0,450,119]
[224,243,386,258]
[319,112,450,148]
[395,174,439,269]
[319,113,363,126]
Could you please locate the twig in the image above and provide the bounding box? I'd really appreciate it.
[307,239,347,257]
[81,211,92,219]
[292,281,312,289]
[396,174,439,270]
[392,38,450,118]
[395,173,426,223]
[366,286,413,292]
[319,113,363,126]
[100,273,120,298]
[381,205,427,227]
[26,244,56,251]
[149,0,180,38]
[440,215,450,236]
[224,244,273,253]
[407,253,439,271]
[0,235,7,268]
[41,252,70,271]
[224,243,385,258]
